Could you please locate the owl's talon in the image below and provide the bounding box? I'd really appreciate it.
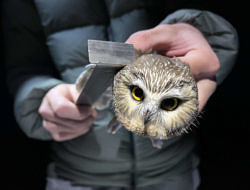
[150,138,163,149]
[107,116,122,134]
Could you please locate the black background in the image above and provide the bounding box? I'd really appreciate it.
[0,1,249,189]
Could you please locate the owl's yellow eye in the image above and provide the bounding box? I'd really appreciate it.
[160,98,179,111]
[131,86,144,101]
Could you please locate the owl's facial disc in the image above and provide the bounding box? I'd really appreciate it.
[112,54,199,140]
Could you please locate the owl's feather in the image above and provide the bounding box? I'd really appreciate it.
[112,54,198,140]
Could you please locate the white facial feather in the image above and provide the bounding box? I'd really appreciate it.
[113,54,198,139]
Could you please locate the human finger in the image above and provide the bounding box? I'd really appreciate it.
[196,77,217,112]
[43,120,75,134]
[44,111,97,131]
[126,24,173,53]
[40,91,94,122]
[43,116,95,141]
[178,50,220,80]
[39,96,56,119]
[55,116,96,141]
[48,90,93,121]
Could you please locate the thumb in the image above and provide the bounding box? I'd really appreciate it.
[68,84,80,103]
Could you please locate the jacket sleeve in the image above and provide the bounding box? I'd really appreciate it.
[160,9,239,85]
[3,0,62,140]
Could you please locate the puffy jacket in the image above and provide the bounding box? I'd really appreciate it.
[3,0,238,187]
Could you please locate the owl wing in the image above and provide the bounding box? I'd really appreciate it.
[76,40,136,106]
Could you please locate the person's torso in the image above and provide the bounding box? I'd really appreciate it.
[34,0,198,187]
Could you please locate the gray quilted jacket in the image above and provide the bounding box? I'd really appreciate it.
[4,0,238,187]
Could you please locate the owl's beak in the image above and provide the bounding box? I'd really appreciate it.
[144,110,154,125]
[144,116,151,125]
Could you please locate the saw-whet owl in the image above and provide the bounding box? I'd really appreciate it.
[112,54,198,140]
[76,53,199,148]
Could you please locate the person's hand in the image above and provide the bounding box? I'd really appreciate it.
[39,84,97,141]
[126,23,220,80]
[126,23,220,111]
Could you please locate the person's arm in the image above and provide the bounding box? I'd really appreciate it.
[3,0,96,140]
[2,0,60,139]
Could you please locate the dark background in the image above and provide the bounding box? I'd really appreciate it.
[0,1,249,189]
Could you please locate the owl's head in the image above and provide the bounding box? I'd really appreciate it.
[113,54,198,139]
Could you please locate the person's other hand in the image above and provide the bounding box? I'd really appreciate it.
[126,23,220,80]
[39,84,97,141]
[126,23,220,111]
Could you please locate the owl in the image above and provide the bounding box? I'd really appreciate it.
[111,54,199,146]
[76,42,199,148]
